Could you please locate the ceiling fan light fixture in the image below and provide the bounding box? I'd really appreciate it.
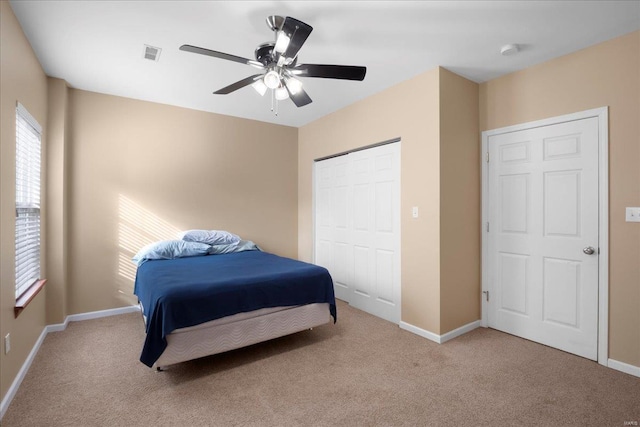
[284,76,303,95]
[251,79,268,96]
[275,86,289,100]
[263,70,280,89]
[274,31,290,54]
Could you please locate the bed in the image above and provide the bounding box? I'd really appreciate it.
[133,249,337,368]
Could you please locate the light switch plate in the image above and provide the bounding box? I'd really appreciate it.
[412,207,419,218]
[626,207,640,223]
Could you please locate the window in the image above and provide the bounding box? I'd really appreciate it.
[15,102,42,299]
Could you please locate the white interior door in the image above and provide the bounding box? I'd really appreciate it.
[487,117,599,360]
[314,142,401,324]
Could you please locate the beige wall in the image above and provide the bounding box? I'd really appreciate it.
[0,1,49,402]
[45,77,69,325]
[299,68,480,335]
[66,90,299,314]
[439,69,481,332]
[480,30,640,366]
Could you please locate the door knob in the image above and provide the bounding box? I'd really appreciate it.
[583,246,596,255]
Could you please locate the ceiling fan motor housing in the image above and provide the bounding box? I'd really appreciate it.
[255,42,297,68]
[255,42,276,66]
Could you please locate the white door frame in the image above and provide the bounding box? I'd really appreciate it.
[481,107,609,365]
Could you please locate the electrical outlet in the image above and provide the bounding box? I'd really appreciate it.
[626,207,640,223]
[4,333,10,354]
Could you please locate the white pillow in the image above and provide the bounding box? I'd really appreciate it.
[179,229,241,246]
[132,240,211,266]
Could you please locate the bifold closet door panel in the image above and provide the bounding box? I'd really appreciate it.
[314,154,353,302]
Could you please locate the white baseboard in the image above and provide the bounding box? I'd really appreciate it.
[608,358,640,378]
[66,305,140,322]
[0,305,140,421]
[399,319,480,344]
[441,320,482,343]
[399,321,442,343]
[0,327,48,420]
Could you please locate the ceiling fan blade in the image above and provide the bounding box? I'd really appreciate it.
[180,44,264,69]
[281,17,313,60]
[286,85,313,108]
[213,75,263,95]
[290,64,367,81]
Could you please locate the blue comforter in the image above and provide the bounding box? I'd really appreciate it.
[134,251,336,367]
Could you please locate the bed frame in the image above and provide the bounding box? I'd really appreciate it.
[141,302,331,369]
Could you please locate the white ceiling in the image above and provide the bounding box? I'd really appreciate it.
[9,1,640,128]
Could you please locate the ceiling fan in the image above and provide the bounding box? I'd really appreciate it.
[179,15,367,111]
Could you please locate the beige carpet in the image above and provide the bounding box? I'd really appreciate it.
[3,300,639,426]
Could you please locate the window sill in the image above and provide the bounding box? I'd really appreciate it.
[15,279,47,318]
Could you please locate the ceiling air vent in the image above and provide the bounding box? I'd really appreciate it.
[143,45,161,61]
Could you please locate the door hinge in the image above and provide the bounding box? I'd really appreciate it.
[482,290,489,302]
[486,152,490,163]
[486,222,490,232]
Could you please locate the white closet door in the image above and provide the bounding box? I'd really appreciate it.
[349,143,401,324]
[314,142,401,324]
[314,154,352,302]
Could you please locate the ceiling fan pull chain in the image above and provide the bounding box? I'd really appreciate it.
[271,88,274,112]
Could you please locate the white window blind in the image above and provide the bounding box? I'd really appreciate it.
[15,102,42,298]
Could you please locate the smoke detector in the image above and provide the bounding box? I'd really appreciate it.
[143,45,162,61]
[500,44,520,56]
